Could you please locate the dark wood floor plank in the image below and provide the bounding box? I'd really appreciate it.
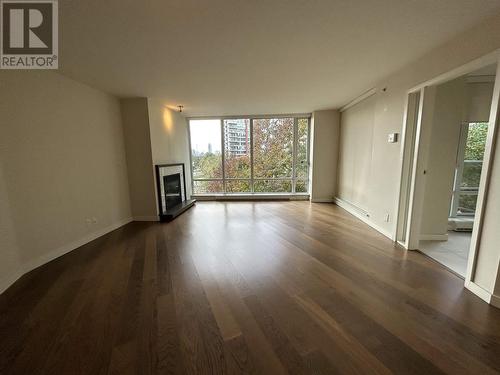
[292,293,392,375]
[165,221,228,375]
[207,250,289,375]
[301,349,342,375]
[243,293,310,375]
[263,203,500,334]
[258,226,484,373]
[155,228,184,375]
[263,214,500,371]
[137,226,159,375]
[106,225,147,375]
[223,234,390,374]
[264,223,495,374]
[107,340,136,375]
[190,249,242,342]
[164,224,211,375]
[40,226,135,375]
[2,202,500,375]
[0,234,111,374]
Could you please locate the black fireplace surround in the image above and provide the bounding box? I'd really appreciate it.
[163,173,182,209]
[155,163,196,221]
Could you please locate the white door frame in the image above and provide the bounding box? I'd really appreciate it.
[394,49,500,290]
[395,91,421,246]
[394,89,426,249]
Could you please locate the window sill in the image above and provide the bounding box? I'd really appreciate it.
[192,193,310,201]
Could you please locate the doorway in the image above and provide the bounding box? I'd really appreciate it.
[396,62,497,278]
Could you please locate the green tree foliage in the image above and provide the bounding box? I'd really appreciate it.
[253,118,294,178]
[192,152,222,179]
[296,118,309,179]
[458,122,488,213]
[464,122,488,161]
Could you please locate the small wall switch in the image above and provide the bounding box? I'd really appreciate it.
[388,133,398,143]
[384,213,390,222]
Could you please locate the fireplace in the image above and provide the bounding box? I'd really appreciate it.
[163,173,182,209]
[155,163,196,221]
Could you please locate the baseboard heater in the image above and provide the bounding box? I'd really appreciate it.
[448,217,474,232]
[334,197,370,218]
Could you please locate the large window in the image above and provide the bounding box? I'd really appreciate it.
[189,116,310,195]
[190,119,223,193]
[450,122,488,216]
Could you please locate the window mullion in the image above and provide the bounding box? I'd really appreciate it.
[450,122,469,217]
[221,119,226,193]
[250,118,254,193]
[307,118,311,192]
[292,117,298,194]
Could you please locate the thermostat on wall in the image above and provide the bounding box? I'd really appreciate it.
[388,133,398,143]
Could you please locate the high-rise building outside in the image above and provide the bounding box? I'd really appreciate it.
[224,119,249,156]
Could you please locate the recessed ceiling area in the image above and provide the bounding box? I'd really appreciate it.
[59,0,500,116]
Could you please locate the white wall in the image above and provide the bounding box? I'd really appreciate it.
[467,81,496,122]
[336,12,500,302]
[310,110,340,202]
[0,71,132,293]
[120,98,158,220]
[419,78,466,237]
[147,99,192,200]
[337,95,377,211]
[120,98,191,220]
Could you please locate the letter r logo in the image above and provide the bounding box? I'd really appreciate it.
[2,1,54,54]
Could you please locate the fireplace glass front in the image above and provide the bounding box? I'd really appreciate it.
[163,173,182,209]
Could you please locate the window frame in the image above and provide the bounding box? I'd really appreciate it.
[187,114,311,196]
[449,122,486,217]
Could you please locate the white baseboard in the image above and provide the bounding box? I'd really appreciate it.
[133,215,159,222]
[0,216,133,295]
[420,233,449,241]
[465,280,492,304]
[491,293,500,309]
[334,197,394,240]
[311,198,334,203]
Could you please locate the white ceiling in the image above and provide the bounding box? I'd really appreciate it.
[59,0,500,116]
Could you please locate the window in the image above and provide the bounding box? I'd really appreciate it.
[189,119,223,194]
[296,118,309,192]
[253,118,294,192]
[450,122,488,216]
[188,116,310,195]
[223,119,251,193]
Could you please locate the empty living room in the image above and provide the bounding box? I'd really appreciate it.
[3,1,500,374]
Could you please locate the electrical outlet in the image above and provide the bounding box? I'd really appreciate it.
[92,217,98,224]
[85,218,92,226]
[387,133,398,143]
[384,213,390,222]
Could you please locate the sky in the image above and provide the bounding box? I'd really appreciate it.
[189,119,222,153]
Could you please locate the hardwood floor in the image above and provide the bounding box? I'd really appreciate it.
[1,201,500,374]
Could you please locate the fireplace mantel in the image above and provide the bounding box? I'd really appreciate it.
[155,163,196,221]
